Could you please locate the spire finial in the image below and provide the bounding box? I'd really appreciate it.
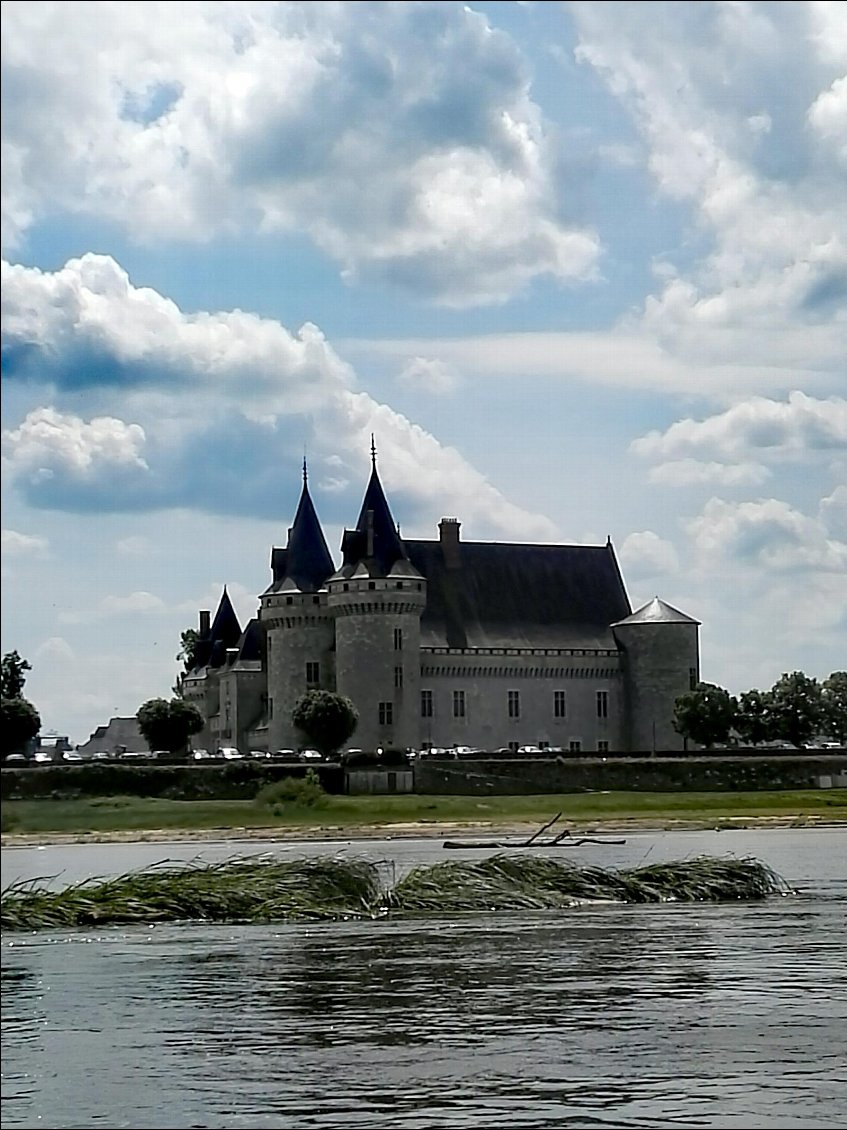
[371,433,377,469]
[302,451,308,485]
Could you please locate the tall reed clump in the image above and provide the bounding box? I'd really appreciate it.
[1,854,790,932]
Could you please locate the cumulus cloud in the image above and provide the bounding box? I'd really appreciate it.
[396,356,460,395]
[1,528,49,558]
[647,459,770,488]
[631,392,847,464]
[1,2,598,305]
[1,255,556,539]
[619,530,679,577]
[819,484,847,541]
[686,497,847,574]
[572,2,847,370]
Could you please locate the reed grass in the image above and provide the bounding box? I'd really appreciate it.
[0,854,789,932]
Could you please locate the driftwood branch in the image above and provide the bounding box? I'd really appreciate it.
[443,814,626,851]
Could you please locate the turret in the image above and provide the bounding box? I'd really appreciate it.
[612,597,700,753]
[327,440,425,751]
[260,460,336,751]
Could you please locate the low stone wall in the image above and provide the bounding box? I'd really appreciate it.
[346,768,414,794]
[413,755,847,796]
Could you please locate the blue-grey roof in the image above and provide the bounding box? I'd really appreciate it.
[338,463,407,577]
[612,597,699,626]
[268,475,334,593]
[195,587,243,669]
[404,539,632,649]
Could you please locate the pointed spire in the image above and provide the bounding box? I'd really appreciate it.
[280,469,334,592]
[205,587,243,668]
[343,453,406,575]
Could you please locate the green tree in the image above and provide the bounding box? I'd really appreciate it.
[1,696,41,756]
[821,671,847,744]
[673,682,736,749]
[735,689,775,747]
[767,671,822,748]
[137,697,204,754]
[292,690,358,758]
[176,629,201,672]
[1,651,31,699]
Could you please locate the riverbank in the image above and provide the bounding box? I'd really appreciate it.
[4,805,845,848]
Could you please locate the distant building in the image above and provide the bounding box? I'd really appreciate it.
[77,717,146,758]
[182,451,700,755]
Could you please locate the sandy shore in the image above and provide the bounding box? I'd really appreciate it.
[3,813,843,848]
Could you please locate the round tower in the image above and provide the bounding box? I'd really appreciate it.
[328,444,426,751]
[328,562,425,752]
[612,597,700,754]
[260,460,337,752]
[261,585,335,751]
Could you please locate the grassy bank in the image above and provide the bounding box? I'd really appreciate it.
[2,788,845,840]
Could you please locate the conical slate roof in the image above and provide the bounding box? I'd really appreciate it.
[267,463,335,593]
[339,448,406,576]
[612,597,699,626]
[193,586,243,670]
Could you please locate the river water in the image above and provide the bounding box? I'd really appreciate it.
[2,827,846,1129]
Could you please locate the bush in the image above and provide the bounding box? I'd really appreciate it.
[256,769,327,812]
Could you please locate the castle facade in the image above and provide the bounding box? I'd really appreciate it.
[182,455,699,755]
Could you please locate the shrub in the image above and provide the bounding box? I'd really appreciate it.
[256,769,327,812]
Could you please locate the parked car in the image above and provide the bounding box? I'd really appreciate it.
[192,749,212,760]
[217,747,243,760]
[273,749,298,760]
[298,749,323,761]
[248,749,272,759]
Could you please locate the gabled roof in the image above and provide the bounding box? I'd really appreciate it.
[338,456,406,577]
[612,597,699,626]
[267,464,335,593]
[404,539,632,649]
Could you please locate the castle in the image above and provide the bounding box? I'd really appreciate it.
[182,450,700,755]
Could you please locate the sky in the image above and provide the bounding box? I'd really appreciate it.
[1,0,845,745]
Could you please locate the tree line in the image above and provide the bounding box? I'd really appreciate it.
[673,671,846,750]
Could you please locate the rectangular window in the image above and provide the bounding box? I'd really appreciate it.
[421,689,433,718]
[394,627,403,651]
[597,740,609,753]
[569,740,582,752]
[553,690,567,718]
[507,689,521,719]
[453,690,466,718]
[378,701,393,727]
[596,690,609,719]
[394,665,404,689]
[306,661,320,686]
[268,698,273,719]
[689,667,698,691]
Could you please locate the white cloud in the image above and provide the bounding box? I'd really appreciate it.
[1,2,598,305]
[647,460,770,488]
[572,2,847,370]
[59,589,167,625]
[116,535,150,556]
[396,356,460,395]
[619,530,679,577]
[1,254,557,540]
[631,393,847,463]
[819,484,847,540]
[1,528,49,558]
[686,497,847,574]
[2,406,148,483]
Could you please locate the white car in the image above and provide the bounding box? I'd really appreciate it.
[217,747,243,759]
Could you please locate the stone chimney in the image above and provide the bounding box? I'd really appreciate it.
[226,647,239,666]
[199,609,211,636]
[439,517,462,569]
